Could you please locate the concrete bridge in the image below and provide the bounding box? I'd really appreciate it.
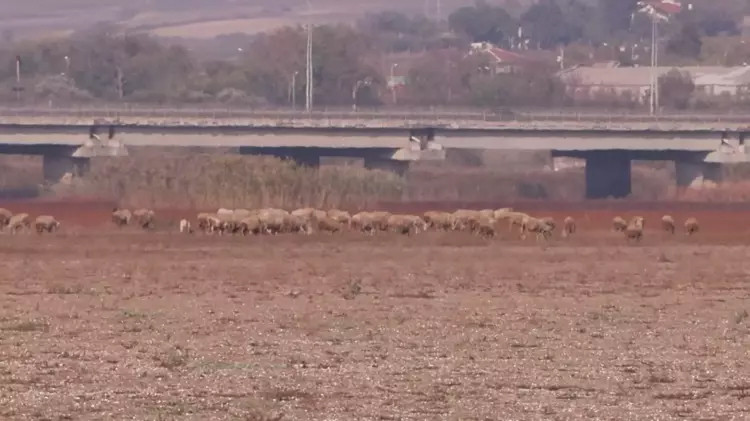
[2,107,750,199]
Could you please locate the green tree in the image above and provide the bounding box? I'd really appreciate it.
[448,0,517,46]
[658,68,694,109]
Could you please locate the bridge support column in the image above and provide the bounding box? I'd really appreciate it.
[584,152,631,199]
[364,157,409,176]
[43,155,90,183]
[675,161,721,188]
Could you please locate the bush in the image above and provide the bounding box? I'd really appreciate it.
[658,69,695,110]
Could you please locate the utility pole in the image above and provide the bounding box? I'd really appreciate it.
[290,71,298,111]
[649,13,657,115]
[390,63,398,105]
[305,0,313,112]
[15,55,21,102]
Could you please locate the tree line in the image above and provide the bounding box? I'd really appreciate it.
[0,0,747,109]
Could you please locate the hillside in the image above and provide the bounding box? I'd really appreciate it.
[2,0,537,41]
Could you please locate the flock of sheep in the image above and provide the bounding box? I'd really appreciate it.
[0,205,701,242]
[0,208,60,234]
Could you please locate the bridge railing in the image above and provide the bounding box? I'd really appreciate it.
[0,106,747,124]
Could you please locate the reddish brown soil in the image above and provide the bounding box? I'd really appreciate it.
[1,200,750,419]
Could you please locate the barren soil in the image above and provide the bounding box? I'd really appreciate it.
[1,200,750,419]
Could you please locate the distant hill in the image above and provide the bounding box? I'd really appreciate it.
[1,0,539,41]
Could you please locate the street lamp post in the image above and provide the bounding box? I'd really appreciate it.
[64,55,70,76]
[290,71,298,111]
[390,63,398,105]
[650,13,658,115]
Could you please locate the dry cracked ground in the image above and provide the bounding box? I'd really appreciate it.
[0,228,749,420]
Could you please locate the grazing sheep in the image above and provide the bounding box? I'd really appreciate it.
[423,211,454,231]
[494,211,530,233]
[8,213,30,234]
[258,209,287,235]
[34,215,60,234]
[612,216,627,232]
[540,217,556,232]
[133,209,155,230]
[478,209,495,220]
[351,212,376,234]
[112,208,131,227]
[283,214,311,234]
[327,209,352,227]
[684,217,699,235]
[239,216,262,236]
[562,216,576,238]
[292,208,326,223]
[475,216,496,239]
[492,208,513,219]
[196,213,215,233]
[520,216,553,241]
[624,216,645,243]
[370,211,392,232]
[315,216,343,234]
[179,219,192,234]
[452,209,481,232]
[661,215,675,234]
[387,214,424,235]
[0,208,12,227]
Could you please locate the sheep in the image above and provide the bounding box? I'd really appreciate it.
[133,208,155,230]
[258,209,287,235]
[351,212,376,234]
[283,214,312,234]
[562,216,576,238]
[238,216,262,236]
[387,214,424,235]
[612,216,627,232]
[492,208,513,219]
[315,216,343,234]
[370,211,392,232]
[474,216,496,239]
[624,216,645,243]
[423,211,453,231]
[327,209,352,228]
[8,213,30,234]
[540,217,556,232]
[520,216,553,241]
[196,213,215,233]
[112,208,132,227]
[478,209,495,220]
[0,208,12,227]
[452,209,481,232]
[179,219,192,234]
[661,215,675,234]
[34,215,60,234]
[684,217,699,235]
[292,208,326,223]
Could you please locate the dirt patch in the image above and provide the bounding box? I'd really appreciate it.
[0,203,749,419]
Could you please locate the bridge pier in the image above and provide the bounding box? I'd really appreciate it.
[43,155,90,183]
[584,152,631,199]
[675,161,721,188]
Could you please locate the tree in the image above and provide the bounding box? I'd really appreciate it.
[666,23,703,59]
[448,1,517,46]
[658,69,694,109]
[521,0,585,49]
[595,0,639,39]
[242,25,383,106]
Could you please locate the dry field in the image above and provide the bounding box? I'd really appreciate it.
[1,200,750,419]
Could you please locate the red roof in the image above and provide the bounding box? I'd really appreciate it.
[639,0,682,16]
[488,47,528,64]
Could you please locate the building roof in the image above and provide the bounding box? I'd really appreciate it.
[470,42,530,64]
[558,66,750,86]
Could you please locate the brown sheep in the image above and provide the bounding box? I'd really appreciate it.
[315,216,343,234]
[370,211,392,232]
[34,215,60,234]
[351,212,375,234]
[327,209,352,228]
[239,216,262,236]
[520,216,553,241]
[452,209,481,232]
[8,213,31,234]
[624,216,645,243]
[661,215,675,234]
[0,208,12,228]
[112,208,131,227]
[612,216,627,232]
[387,214,423,235]
[423,211,454,231]
[474,217,496,239]
[684,217,699,235]
[196,213,214,233]
[562,216,576,238]
[133,208,155,230]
